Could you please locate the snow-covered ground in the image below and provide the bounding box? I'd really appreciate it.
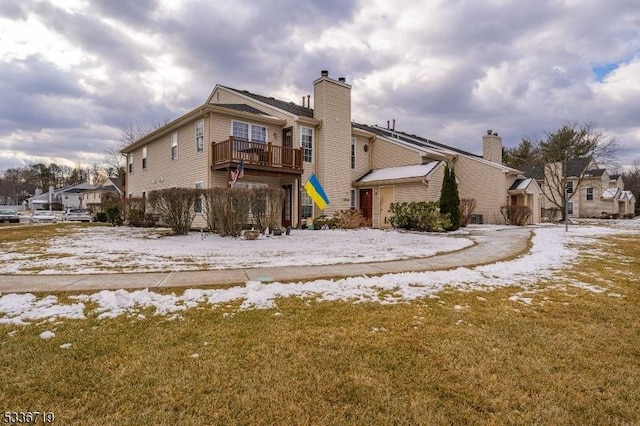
[0,226,473,274]
[1,220,639,326]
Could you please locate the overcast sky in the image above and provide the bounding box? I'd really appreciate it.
[1,0,639,174]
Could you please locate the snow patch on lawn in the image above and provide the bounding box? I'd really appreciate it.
[0,227,473,275]
[1,222,637,325]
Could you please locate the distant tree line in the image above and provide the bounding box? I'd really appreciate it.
[0,162,107,205]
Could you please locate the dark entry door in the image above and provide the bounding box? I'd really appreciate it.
[282,127,293,166]
[359,188,373,226]
[282,184,292,227]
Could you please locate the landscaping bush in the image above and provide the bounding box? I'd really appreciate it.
[101,192,124,226]
[389,201,451,232]
[334,209,368,229]
[459,198,477,227]
[500,205,531,226]
[202,188,251,237]
[267,188,285,230]
[126,197,155,228]
[94,212,108,223]
[148,188,199,235]
[313,215,336,229]
[542,207,561,222]
[248,187,269,232]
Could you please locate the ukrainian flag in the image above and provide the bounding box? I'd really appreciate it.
[304,174,330,210]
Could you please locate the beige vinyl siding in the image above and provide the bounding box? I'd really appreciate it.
[454,156,509,224]
[312,77,352,216]
[371,139,421,169]
[126,116,209,198]
[350,135,371,181]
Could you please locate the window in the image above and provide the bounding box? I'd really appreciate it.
[301,191,313,219]
[195,182,203,213]
[566,181,573,194]
[128,153,133,173]
[301,127,313,162]
[171,132,178,160]
[232,121,266,143]
[195,119,204,152]
[350,189,356,209]
[233,121,249,140]
[586,187,594,201]
[251,125,266,143]
[142,146,147,170]
[567,201,573,215]
[351,137,356,169]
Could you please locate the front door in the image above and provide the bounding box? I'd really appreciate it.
[282,185,292,227]
[359,188,373,226]
[282,127,293,166]
[379,186,394,229]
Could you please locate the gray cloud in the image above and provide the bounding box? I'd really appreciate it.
[1,0,639,174]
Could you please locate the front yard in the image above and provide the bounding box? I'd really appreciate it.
[1,220,639,424]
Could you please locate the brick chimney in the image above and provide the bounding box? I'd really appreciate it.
[482,129,503,164]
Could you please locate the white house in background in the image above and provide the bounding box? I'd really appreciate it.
[81,176,125,210]
[26,183,96,210]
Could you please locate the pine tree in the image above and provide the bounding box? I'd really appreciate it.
[439,164,462,231]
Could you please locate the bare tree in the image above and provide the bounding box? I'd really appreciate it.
[539,122,619,222]
[103,117,172,178]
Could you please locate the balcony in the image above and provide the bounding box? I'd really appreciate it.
[211,137,303,174]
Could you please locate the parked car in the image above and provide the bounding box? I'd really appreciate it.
[64,208,92,222]
[0,209,20,223]
[31,210,58,223]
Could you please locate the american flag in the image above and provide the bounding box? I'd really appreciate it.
[230,160,244,183]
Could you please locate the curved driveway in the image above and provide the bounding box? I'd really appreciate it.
[0,227,532,294]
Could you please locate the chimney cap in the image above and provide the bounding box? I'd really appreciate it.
[338,77,346,83]
[321,70,329,77]
[487,129,493,135]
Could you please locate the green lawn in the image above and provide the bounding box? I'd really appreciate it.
[1,234,639,425]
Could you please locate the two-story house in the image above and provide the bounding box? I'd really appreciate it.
[522,158,635,219]
[122,70,541,229]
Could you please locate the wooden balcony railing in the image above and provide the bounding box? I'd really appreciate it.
[211,137,303,173]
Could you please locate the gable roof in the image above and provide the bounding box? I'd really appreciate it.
[216,85,314,118]
[356,161,441,184]
[352,122,480,159]
[215,104,269,116]
[509,178,534,191]
[520,158,606,180]
[602,188,620,199]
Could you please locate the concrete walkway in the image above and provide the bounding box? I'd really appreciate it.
[0,227,532,294]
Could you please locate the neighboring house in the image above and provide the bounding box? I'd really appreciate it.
[122,70,541,228]
[522,158,635,219]
[26,183,96,210]
[81,176,125,210]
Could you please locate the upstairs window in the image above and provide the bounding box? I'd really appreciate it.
[566,181,573,194]
[195,119,204,152]
[233,121,267,143]
[142,146,147,170]
[301,127,313,163]
[128,153,133,174]
[171,132,178,160]
[586,187,594,201]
